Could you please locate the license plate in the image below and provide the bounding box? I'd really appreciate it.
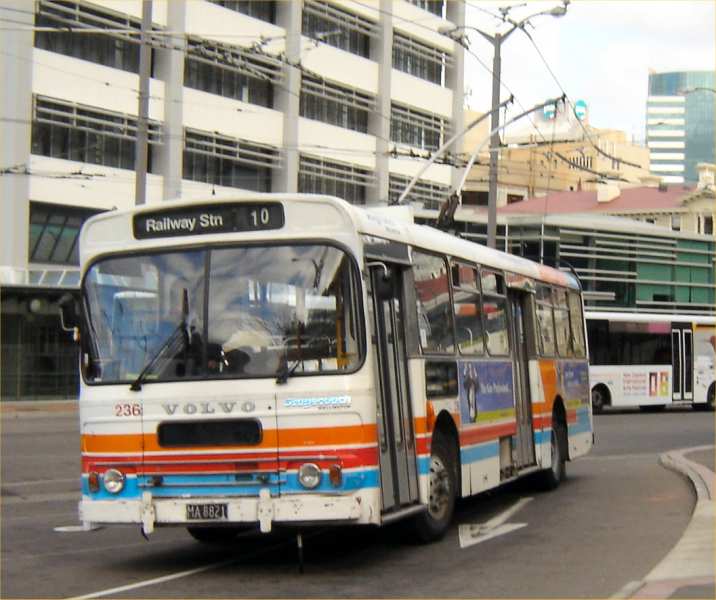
[186,503,228,520]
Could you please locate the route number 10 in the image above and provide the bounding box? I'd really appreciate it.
[250,208,271,227]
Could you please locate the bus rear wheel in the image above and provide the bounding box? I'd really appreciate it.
[187,526,247,544]
[535,421,566,491]
[414,434,457,543]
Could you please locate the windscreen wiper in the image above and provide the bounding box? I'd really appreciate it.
[130,289,188,392]
[275,359,301,385]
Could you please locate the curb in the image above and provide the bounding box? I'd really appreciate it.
[0,399,78,415]
[613,446,715,599]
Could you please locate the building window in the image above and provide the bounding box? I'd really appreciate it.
[208,0,276,22]
[183,129,278,191]
[34,0,143,73]
[184,37,280,107]
[407,0,445,17]
[302,0,374,58]
[388,174,449,209]
[31,96,162,170]
[702,215,713,235]
[392,33,446,85]
[300,76,373,132]
[298,155,373,205]
[671,214,681,231]
[29,202,102,265]
[390,103,447,151]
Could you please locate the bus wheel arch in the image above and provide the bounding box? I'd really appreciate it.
[591,384,611,413]
[414,411,459,543]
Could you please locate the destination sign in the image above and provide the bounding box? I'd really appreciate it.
[133,203,284,239]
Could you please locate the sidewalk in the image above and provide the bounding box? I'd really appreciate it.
[621,445,715,600]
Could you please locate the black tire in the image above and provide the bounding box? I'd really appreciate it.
[414,434,457,543]
[591,386,608,414]
[639,404,665,412]
[535,421,565,491]
[186,526,245,544]
[697,385,716,411]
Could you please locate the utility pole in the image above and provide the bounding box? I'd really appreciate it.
[135,0,152,206]
[486,32,502,249]
[440,1,568,248]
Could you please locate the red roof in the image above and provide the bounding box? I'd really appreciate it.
[496,185,696,214]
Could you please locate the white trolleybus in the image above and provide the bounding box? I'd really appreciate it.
[66,195,593,543]
[587,312,716,412]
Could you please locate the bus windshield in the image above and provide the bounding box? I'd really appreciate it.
[82,244,362,384]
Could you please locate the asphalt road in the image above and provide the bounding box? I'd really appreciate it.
[1,407,713,599]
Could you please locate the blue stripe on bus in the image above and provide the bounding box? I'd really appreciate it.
[460,441,499,464]
[82,468,380,500]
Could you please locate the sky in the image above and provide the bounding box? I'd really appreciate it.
[462,0,715,143]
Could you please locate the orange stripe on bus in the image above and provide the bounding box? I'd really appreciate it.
[82,424,378,453]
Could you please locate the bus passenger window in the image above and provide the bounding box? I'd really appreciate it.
[567,292,586,357]
[554,289,570,357]
[480,270,509,356]
[536,284,556,356]
[452,262,485,355]
[412,251,455,354]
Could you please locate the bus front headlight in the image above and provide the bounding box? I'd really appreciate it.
[103,468,126,494]
[298,463,321,489]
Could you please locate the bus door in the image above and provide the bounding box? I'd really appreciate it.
[369,264,419,512]
[671,323,693,401]
[508,290,535,468]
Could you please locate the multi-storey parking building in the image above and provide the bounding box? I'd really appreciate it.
[0,0,465,400]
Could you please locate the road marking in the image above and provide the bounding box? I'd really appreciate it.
[3,477,78,487]
[2,491,78,505]
[54,524,103,533]
[66,537,299,599]
[610,580,644,599]
[458,497,532,549]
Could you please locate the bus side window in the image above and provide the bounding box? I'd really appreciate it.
[554,288,571,357]
[411,250,455,354]
[452,261,485,355]
[535,284,556,356]
[567,291,586,358]
[480,269,509,356]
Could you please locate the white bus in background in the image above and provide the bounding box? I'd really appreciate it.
[586,312,716,412]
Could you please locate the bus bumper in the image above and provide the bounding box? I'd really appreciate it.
[79,490,365,535]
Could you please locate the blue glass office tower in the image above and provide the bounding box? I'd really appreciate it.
[647,71,715,183]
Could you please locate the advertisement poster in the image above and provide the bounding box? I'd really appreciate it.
[459,361,514,424]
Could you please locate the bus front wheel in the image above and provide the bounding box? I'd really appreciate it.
[414,434,457,543]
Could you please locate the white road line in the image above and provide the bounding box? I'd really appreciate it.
[458,497,533,549]
[67,539,290,600]
[2,491,78,505]
[3,478,78,487]
[459,522,527,548]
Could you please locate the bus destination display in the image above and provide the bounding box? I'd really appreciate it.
[133,203,284,239]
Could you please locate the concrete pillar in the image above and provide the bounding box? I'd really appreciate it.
[274,1,301,193]
[0,1,33,284]
[154,0,186,201]
[369,0,393,204]
[446,0,466,193]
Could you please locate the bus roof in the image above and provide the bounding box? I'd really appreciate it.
[80,194,580,290]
